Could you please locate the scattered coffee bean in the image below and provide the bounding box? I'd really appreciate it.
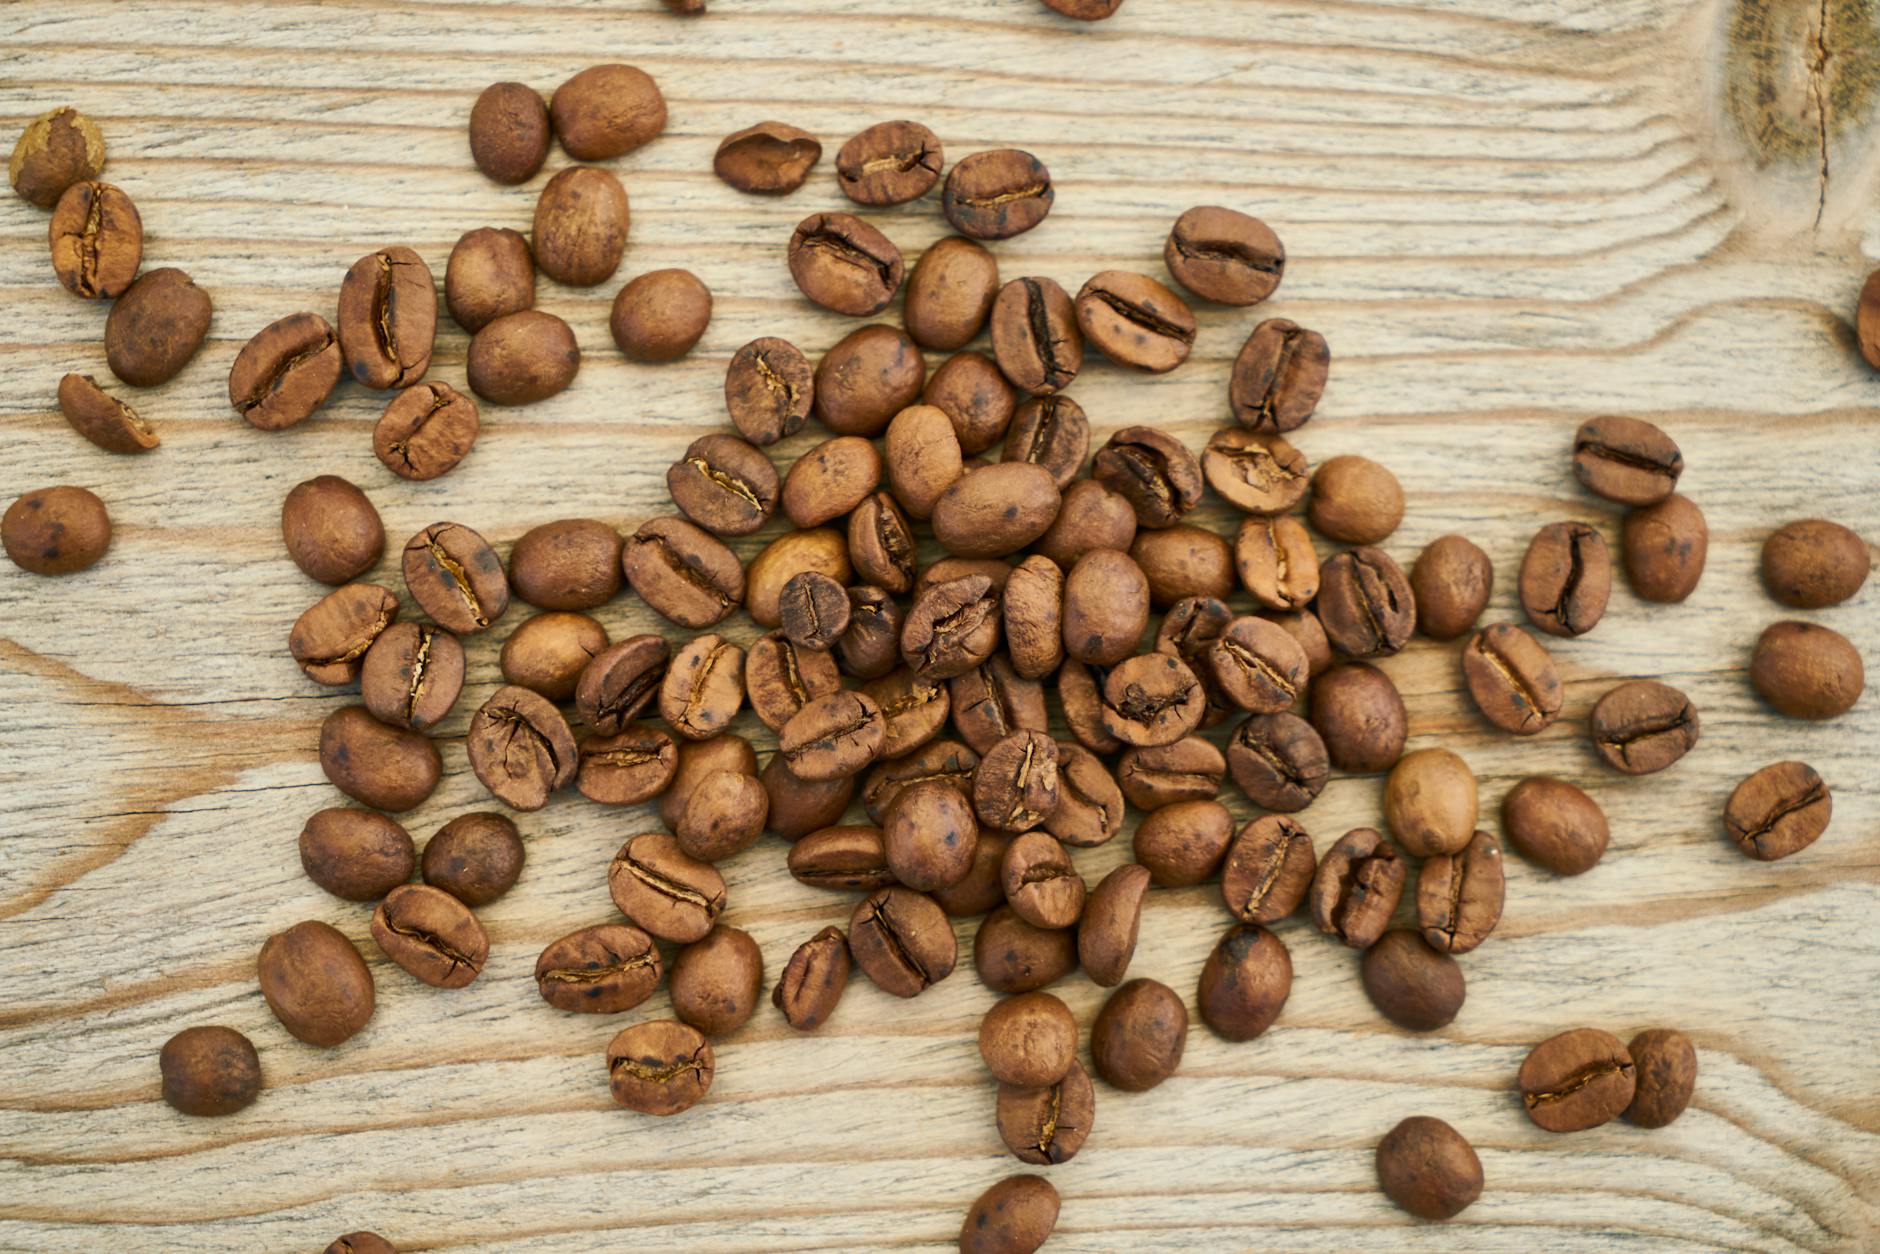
[882,404,965,522]
[943,149,1053,239]
[299,808,415,903]
[57,373,157,454]
[446,227,535,334]
[1046,742,1124,848]
[1059,549,1148,667]
[606,1019,713,1116]
[1233,514,1320,612]
[1520,520,1610,637]
[669,925,764,1035]
[788,211,903,316]
[502,611,608,701]
[1220,814,1315,924]
[280,477,384,587]
[934,829,1013,917]
[534,166,630,286]
[1197,923,1291,1042]
[577,723,679,806]
[623,515,744,628]
[1462,622,1562,735]
[1091,427,1203,530]
[1624,1028,1697,1128]
[611,269,712,362]
[160,1025,260,1117]
[715,121,821,194]
[1229,318,1328,432]
[257,920,375,1046]
[1761,519,1870,608]
[466,310,580,405]
[1417,829,1504,954]
[50,181,140,298]
[535,922,661,1014]
[1165,205,1284,305]
[608,831,727,943]
[104,267,211,387]
[1750,620,1864,719]
[1079,863,1151,986]
[668,434,780,536]
[1589,679,1699,774]
[863,738,978,822]
[933,464,1063,560]
[997,1057,1095,1166]
[926,350,1019,454]
[375,382,480,481]
[989,276,1082,395]
[904,574,1002,680]
[1074,270,1196,374]
[1226,713,1327,812]
[577,635,671,735]
[1091,978,1187,1091]
[337,246,435,388]
[467,685,577,811]
[950,656,1048,756]
[290,583,398,685]
[1384,748,1478,858]
[228,312,342,430]
[980,991,1078,1087]
[1501,776,1609,875]
[1001,830,1084,930]
[1725,760,1831,861]
[975,905,1077,993]
[372,883,488,989]
[1319,546,1415,655]
[773,926,851,1030]
[1309,661,1406,773]
[9,106,104,208]
[784,435,883,529]
[402,521,508,634]
[1623,493,1707,603]
[1572,415,1682,505]
[725,336,814,445]
[1309,827,1403,950]
[959,1175,1059,1254]
[1099,652,1206,747]
[1408,534,1492,641]
[1375,1117,1482,1221]
[1036,479,1138,569]
[659,633,746,740]
[976,731,1061,835]
[1519,1027,1635,1133]
[816,324,926,435]
[904,236,998,350]
[468,82,550,184]
[850,886,957,996]
[779,690,886,780]
[1001,397,1087,492]
[1362,927,1465,1030]
[550,64,667,159]
[677,769,769,861]
[837,120,943,206]
[319,705,441,813]
[360,622,465,732]
[1308,455,1403,544]
[1206,615,1307,713]
[1132,798,1233,887]
[1132,525,1235,607]
[1202,428,1307,516]
[422,812,525,906]
[509,517,622,611]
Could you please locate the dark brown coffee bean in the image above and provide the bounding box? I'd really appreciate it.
[1206,616,1307,713]
[1075,270,1195,373]
[257,920,374,1046]
[1230,318,1328,432]
[1572,415,1682,505]
[1417,829,1504,954]
[1620,492,1708,603]
[658,734,757,831]
[838,588,910,686]
[402,521,509,634]
[447,226,534,334]
[467,685,577,811]
[788,825,892,891]
[610,268,711,362]
[1045,743,1124,849]
[960,1176,1059,1254]
[1376,1117,1482,1221]
[503,612,606,701]
[578,723,679,806]
[422,812,524,906]
[1751,620,1864,719]
[278,476,381,585]
[1155,595,1231,664]
[1520,1028,1635,1133]
[903,574,1002,680]
[989,277,1081,395]
[49,181,140,299]
[577,634,671,736]
[1590,679,1699,773]
[9,106,104,209]
[934,829,1012,917]
[658,634,745,741]
[320,705,441,813]
[1404,534,1492,641]
[1000,397,1087,491]
[371,883,488,989]
[975,904,1076,993]
[534,166,630,286]
[104,267,211,387]
[760,754,856,841]
[996,1057,1094,1166]
[57,373,156,455]
[979,991,1077,1088]
[943,148,1053,239]
[815,324,926,436]
[1462,622,1562,735]
[1725,760,1831,861]
[724,336,813,445]
[837,120,943,206]
[1501,776,1608,875]
[904,236,997,350]
[948,656,1047,756]
[1220,815,1315,924]
[779,690,886,781]
[1761,518,1870,608]
[1195,924,1291,1045]
[550,63,666,159]
[160,1025,260,1118]
[361,621,465,732]
[1118,737,1225,811]
[607,1020,712,1116]
[670,926,764,1035]
[1520,521,1610,638]
[774,926,851,1030]
[374,381,479,481]
[975,731,1060,835]
[1079,864,1150,986]
[1100,652,1206,747]
[299,808,415,902]
[535,923,660,1014]
[1000,830,1083,929]
[1036,479,1137,570]
[788,211,903,316]
[289,584,397,685]
[1201,428,1305,516]
[1135,528,1234,614]
[676,767,769,862]
[466,310,579,405]
[668,434,779,537]
[850,886,957,996]
[714,121,821,194]
[1383,747,1478,859]
[1092,427,1202,531]
[1309,455,1403,545]
[468,82,550,184]
[1317,546,1415,657]
[863,738,978,821]
[1361,929,1465,1033]
[337,246,435,389]
[1309,662,1405,772]
[1226,713,1327,813]
[1309,827,1404,949]
[228,312,342,430]
[1091,978,1186,1092]
[1165,206,1284,305]
[933,464,1061,559]
[1129,799,1230,888]
[622,515,744,628]
[925,350,1019,455]
[747,630,842,731]
[608,831,727,943]
[510,517,622,611]
[1625,1029,1697,1128]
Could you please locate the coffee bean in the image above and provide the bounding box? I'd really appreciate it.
[1589,679,1699,774]
[779,690,886,781]
[1075,270,1196,373]
[879,405,966,525]
[660,634,746,740]
[466,310,580,405]
[783,436,882,531]
[921,558,1018,599]
[837,120,943,206]
[1091,978,1187,1091]
[864,660,954,754]
[747,630,842,730]
[49,181,140,299]
[372,884,488,989]
[497,607,600,696]
[1099,652,1206,747]
[1129,799,1231,888]
[577,723,679,806]
[1135,525,1235,608]
[979,991,1077,1088]
[1196,923,1291,1044]
[374,382,480,481]
[577,635,671,735]
[903,574,1002,680]
[1384,748,1478,858]
[714,121,821,194]
[9,106,104,208]
[1092,426,1203,530]
[422,812,525,906]
[1220,814,1315,924]
[949,656,1048,756]
[1225,712,1327,813]
[1206,616,1307,713]
[904,236,998,350]
[676,768,769,861]
[670,925,764,1035]
[622,515,744,628]
[1079,864,1150,986]
[228,312,342,430]
[510,518,622,611]
[788,212,904,316]
[1624,1028,1697,1128]
[990,558,1062,683]
[337,246,435,388]
[550,63,667,158]
[1622,493,1707,603]
[668,434,780,537]
[1375,1117,1482,1220]
[1045,742,1124,849]
[1231,516,1318,614]
[103,267,211,387]
[1725,760,1831,861]
[773,926,851,1030]
[1057,549,1148,668]
[299,808,415,902]
[1201,429,1304,516]
[960,1175,1059,1254]
[610,268,712,362]
[1405,534,1492,641]
[534,167,630,286]
[863,738,978,822]
[1761,518,1870,608]
[1501,776,1608,875]
[609,832,727,943]
[402,522,508,634]
[1119,738,1225,811]
[658,734,757,831]
[1862,268,1880,368]
[1308,662,1405,772]
[57,373,156,455]
[1309,827,1403,949]
[468,82,550,184]
[257,920,374,1046]
[788,824,892,891]
[160,1025,260,1118]
[1520,521,1610,638]
[761,754,857,839]
[1229,318,1329,432]
[998,401,1085,496]
[606,1020,713,1116]
[989,276,1081,394]
[1462,622,1561,736]
[934,828,1013,917]
[1036,479,1138,570]
[725,336,814,445]
[850,886,957,996]
[1417,829,1504,954]
[1572,415,1682,505]
[815,324,926,435]
[1308,455,1402,545]
[1057,657,1122,754]
[976,731,1060,835]
[943,149,1053,239]
[844,599,926,698]
[1519,1027,1635,1133]
[1000,830,1084,930]
[361,621,465,732]
[320,705,441,813]
[934,464,1063,560]
[290,584,397,685]
[1317,546,1415,657]
[276,477,381,587]
[1165,205,1284,305]
[535,922,661,1014]
[926,350,1019,455]
[446,227,535,334]
[997,1057,1094,1166]
[1155,594,1231,663]
[1750,620,1864,719]
[468,685,577,811]
[975,904,1077,992]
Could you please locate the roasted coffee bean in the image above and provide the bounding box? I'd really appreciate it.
[1862,268,1880,368]
[278,476,381,585]
[320,705,441,813]
[49,181,140,299]
[1226,713,1327,813]
[789,825,893,891]
[1060,549,1149,667]
[903,575,1002,680]
[1761,518,1870,608]
[1233,515,1319,613]
[997,1057,1094,1166]
[1361,928,1465,1032]
[943,149,1053,239]
[998,556,1064,681]
[1417,830,1504,954]
[1409,535,1492,641]
[1165,206,1284,305]
[1375,1117,1482,1221]
[1309,455,1403,545]
[622,515,744,628]
[975,905,1077,992]
[422,812,524,906]
[1079,864,1150,986]
[466,310,579,405]
[779,690,886,781]
[160,1025,260,1118]
[960,1175,1060,1254]
[761,754,856,840]
[1046,742,1124,848]
[904,235,998,350]
[669,434,781,537]
[1196,923,1291,1044]
[1000,398,1086,491]
[836,589,909,680]
[361,621,465,732]
[1155,595,1231,666]
[446,226,534,333]
[1462,622,1562,735]
[610,268,711,362]
[1099,652,1206,747]
[658,734,757,831]
[980,991,1077,1087]
[1501,776,1608,875]
[845,495,918,599]
[1132,526,1235,608]
[669,925,764,1035]
[1519,1028,1635,1133]
[1000,830,1083,929]
[1317,546,1415,657]
[257,920,374,1046]
[606,1020,713,1116]
[784,435,882,529]
[535,923,660,1014]
[1118,737,1225,811]
[468,82,550,183]
[925,351,1019,455]
[534,166,630,286]
[1266,609,1333,679]
[976,731,1060,835]
[850,886,956,996]
[1590,679,1699,773]
[1625,1029,1697,1128]
[1075,270,1196,374]
[1206,616,1307,713]
[788,212,904,316]
[402,521,509,634]
[882,404,965,522]
[933,464,1062,559]
[372,884,487,989]
[299,808,415,902]
[374,381,479,481]
[920,557,1017,598]
[337,247,435,388]
[1520,521,1610,638]
[1131,799,1232,888]
[228,312,341,430]
[815,324,926,436]
[1572,415,1682,505]
[1230,318,1328,432]
[1201,431,1304,518]
[1384,748,1478,858]
[1726,758,1833,865]
[721,337,814,446]
[1220,815,1315,924]
[1622,493,1707,603]
[1309,827,1403,949]
[1751,620,1864,719]
[608,832,727,943]
[104,267,211,387]
[57,373,156,454]
[660,634,745,740]
[837,120,943,206]
[551,63,666,159]
[776,571,852,653]
[935,829,1012,917]
[989,277,1081,395]
[883,778,979,890]
[1091,978,1187,1092]
[290,584,398,685]
[1058,657,1122,754]
[1036,479,1137,570]
[950,656,1048,756]
[774,926,851,1030]
[865,665,956,756]
[503,611,607,701]
[1309,662,1405,772]
[747,630,842,730]
[577,635,671,735]
[578,723,680,806]
[1092,427,1203,530]
[9,106,104,208]
[467,685,577,810]
[863,738,978,821]
[510,518,621,611]
[714,121,821,194]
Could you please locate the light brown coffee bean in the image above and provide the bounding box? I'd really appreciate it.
[577,634,671,736]
[466,310,580,405]
[257,920,374,1046]
[725,336,814,445]
[1750,620,1864,720]
[1462,622,1563,735]
[361,621,465,732]
[535,923,661,1014]
[57,373,156,455]
[1520,521,1611,638]
[1309,827,1404,949]
[606,1020,713,1117]
[1572,415,1682,505]
[49,181,141,299]
[669,926,764,1035]
[837,120,943,206]
[466,685,577,811]
[1000,830,1084,930]
[1220,814,1315,924]
[714,121,822,194]
[1090,978,1187,1092]
[1761,518,1870,608]
[299,808,415,903]
[549,64,667,159]
[622,515,744,628]
[979,991,1078,1087]
[9,106,104,209]
[815,324,926,436]
[1229,318,1328,432]
[660,634,746,741]
[925,350,1018,454]
[421,812,525,907]
[1725,760,1832,862]
[610,269,712,362]
[788,211,903,316]
[1074,270,1196,374]
[336,246,436,389]
[1118,737,1225,811]
[577,723,679,807]
[989,277,1082,395]
[502,612,607,701]
[374,382,479,481]
[608,832,727,943]
[509,517,622,611]
[1165,205,1285,305]
[371,884,488,989]
[445,226,534,333]
[1198,923,1292,1042]
[534,166,630,287]
[1079,863,1151,986]
[468,82,550,184]
[773,926,851,1030]
[403,522,508,634]
[1501,776,1609,875]
[849,886,957,997]
[228,312,342,430]
[943,149,1053,239]
[903,235,997,350]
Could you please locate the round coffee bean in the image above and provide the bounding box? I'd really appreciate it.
[1309,662,1405,772]
[668,434,779,537]
[1417,829,1504,955]
[1229,318,1328,432]
[1196,923,1291,1043]
[1519,1028,1635,1133]
[289,584,398,685]
[1589,679,1699,774]
[299,808,415,902]
[446,226,534,333]
[1203,428,1306,516]
[160,1026,260,1118]
[724,336,813,445]
[403,522,507,634]
[904,236,997,350]
[903,575,1002,680]
[765,758,860,845]
[1099,653,1206,747]
[228,312,341,430]
[1091,427,1203,530]
[577,723,679,807]
[1622,493,1707,603]
[1501,776,1609,875]
[788,211,903,316]
[534,167,630,287]
[660,634,746,741]
[1308,455,1402,545]
[989,277,1081,395]
[1046,742,1124,849]
[1572,415,1682,505]
[622,515,744,628]
[278,476,381,585]
[979,992,1078,1091]
[319,705,440,812]
[1384,748,1478,858]
[422,812,525,906]
[535,923,661,1014]
[1037,479,1138,569]
[676,769,769,861]
[374,382,479,481]
[1309,827,1403,949]
[606,1020,713,1117]
[960,1176,1059,1254]
[1135,526,1233,608]
[934,829,1012,917]
[837,120,943,206]
[610,269,711,362]
[468,82,550,184]
[336,246,435,389]
[932,464,1061,559]
[714,121,821,194]
[1750,620,1864,719]
[1132,799,1232,887]
[657,735,756,831]
[1220,814,1315,924]
[1074,270,1195,374]
[360,621,464,732]
[1375,1117,1482,1221]
[57,373,156,454]
[1725,761,1831,861]
[1625,1028,1697,1128]
[1410,535,1492,641]
[850,886,956,996]
[1091,978,1187,1092]
[466,310,579,405]
[1226,713,1327,813]
[608,832,727,943]
[773,926,851,1030]
[502,612,607,701]
[1462,622,1562,735]
[1079,863,1150,986]
[975,905,1077,993]
[509,518,622,611]
[779,690,886,781]
[783,435,882,529]
[371,884,487,989]
[50,181,140,299]
[549,64,666,159]
[943,149,1053,239]
[9,106,104,209]
[1520,521,1610,638]
[748,630,842,731]
[815,324,925,436]
[997,1058,1094,1166]
[257,920,374,1046]
[577,635,671,736]
[669,926,764,1035]
[467,685,577,811]
[1119,736,1225,811]
[1000,830,1084,930]
[1761,518,1870,608]
[104,267,211,387]
[976,731,1060,835]
[1165,206,1285,305]
[925,350,1018,454]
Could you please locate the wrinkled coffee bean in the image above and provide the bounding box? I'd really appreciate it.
[862,738,978,822]
[975,905,1077,992]
[9,106,104,208]
[660,634,745,741]
[1416,829,1504,954]
[1091,978,1187,1091]
[997,1058,1095,1166]
[1309,827,1403,949]
[1384,747,1478,858]
[1078,863,1150,986]
[468,82,550,184]
[715,121,821,194]
[58,373,157,454]
[960,1175,1059,1254]
[837,120,943,206]
[550,63,666,159]
[1309,661,1406,773]
[1003,396,1089,490]
[1226,713,1327,812]
[669,925,764,1035]
[1220,814,1315,924]
[622,515,745,628]
[1119,737,1225,812]
[1589,679,1699,773]
[299,808,415,902]
[748,630,843,731]
[1462,622,1562,735]
[1520,521,1610,638]
[784,435,883,529]
[467,685,577,811]
[466,310,580,405]
[611,268,712,362]
[788,211,903,316]
[1375,1117,1483,1221]
[49,181,140,299]
[104,267,212,387]
[337,246,435,389]
[1165,205,1285,305]
[725,336,814,445]
[228,312,342,430]
[509,517,622,611]
[361,621,465,732]
[608,832,727,943]
[943,149,1053,239]
[577,635,671,736]
[1750,620,1864,719]
[1197,923,1291,1042]
[606,1020,713,1116]
[773,926,851,1030]
[290,584,399,685]
[1501,776,1608,875]
[374,382,479,481]
[1099,653,1206,747]
[1229,318,1328,432]
[904,235,998,350]
[403,521,509,634]
[1233,515,1319,612]
[534,166,630,286]
[535,923,660,1014]
[850,886,956,996]
[1091,427,1203,530]
[257,920,374,1046]
[446,226,534,333]
[1519,1027,1635,1133]
[422,812,524,906]
[779,690,886,781]
[979,991,1078,1087]
[1001,830,1084,930]
[278,475,381,586]
[1625,1029,1697,1128]
[1061,548,1150,667]
[1622,493,1707,603]
[903,574,1002,680]
[990,277,1081,395]
[1572,415,1682,505]
[1317,546,1415,657]
[1074,270,1195,374]
[577,723,679,807]
[816,324,926,436]
[372,884,488,989]
[1761,518,1870,608]
[976,731,1060,835]
[1046,742,1124,848]
[1203,428,1307,515]
[1725,760,1831,861]
[1362,929,1465,1032]
[160,1025,261,1118]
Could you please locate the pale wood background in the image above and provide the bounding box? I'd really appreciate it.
[1,0,1877,1250]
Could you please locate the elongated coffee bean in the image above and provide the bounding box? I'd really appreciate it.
[1572,416,1681,505]
[371,884,487,989]
[337,246,436,389]
[1461,622,1562,735]
[1074,271,1196,374]
[1229,318,1328,432]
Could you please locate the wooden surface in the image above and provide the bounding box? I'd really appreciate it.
[2,1,1878,1250]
